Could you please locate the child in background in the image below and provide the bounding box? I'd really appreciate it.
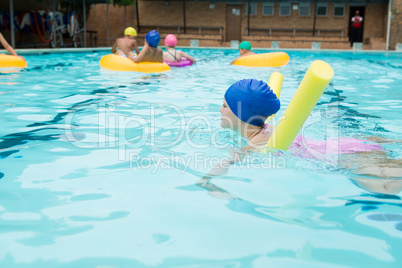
[132,30,163,63]
[111,27,140,60]
[229,41,255,65]
[163,34,196,64]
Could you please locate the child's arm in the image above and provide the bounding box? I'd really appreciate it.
[351,177,402,195]
[0,33,24,61]
[111,41,118,53]
[229,56,241,65]
[133,40,140,55]
[203,149,244,178]
[132,45,147,63]
[196,176,240,200]
[180,52,196,63]
[157,49,163,63]
[198,150,245,200]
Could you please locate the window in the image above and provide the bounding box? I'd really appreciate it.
[280,2,291,16]
[299,2,310,16]
[334,3,345,17]
[245,2,257,15]
[263,2,274,16]
[316,3,328,16]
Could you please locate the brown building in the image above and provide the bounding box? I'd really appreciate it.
[86,0,400,50]
[0,0,400,50]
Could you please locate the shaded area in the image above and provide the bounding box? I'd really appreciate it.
[0,129,59,154]
[25,63,73,72]
[0,150,20,159]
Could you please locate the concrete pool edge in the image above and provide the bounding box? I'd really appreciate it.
[1,47,401,55]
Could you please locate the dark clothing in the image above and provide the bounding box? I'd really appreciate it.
[351,27,362,45]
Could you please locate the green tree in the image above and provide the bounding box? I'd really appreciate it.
[113,0,135,6]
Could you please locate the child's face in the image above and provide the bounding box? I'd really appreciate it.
[239,49,247,56]
[220,99,239,129]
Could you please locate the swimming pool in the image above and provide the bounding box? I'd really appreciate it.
[0,49,401,267]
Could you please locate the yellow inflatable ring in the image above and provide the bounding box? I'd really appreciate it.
[100,54,170,73]
[233,52,289,67]
[0,55,27,69]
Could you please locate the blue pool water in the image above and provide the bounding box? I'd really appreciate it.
[0,49,401,267]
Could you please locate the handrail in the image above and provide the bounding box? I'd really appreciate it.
[247,27,344,37]
[316,29,344,37]
[140,25,223,35]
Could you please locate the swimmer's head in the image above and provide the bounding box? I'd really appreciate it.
[165,34,177,47]
[238,41,251,55]
[146,30,161,48]
[222,79,280,128]
[124,27,137,37]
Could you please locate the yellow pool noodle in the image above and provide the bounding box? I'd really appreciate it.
[266,72,284,123]
[266,60,334,151]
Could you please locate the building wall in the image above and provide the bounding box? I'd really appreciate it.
[138,1,226,36]
[389,0,402,49]
[85,0,391,49]
[86,4,136,46]
[138,0,183,26]
[135,1,354,39]
[239,2,350,37]
[138,1,226,27]
[364,3,387,40]
[184,1,227,30]
[0,0,395,49]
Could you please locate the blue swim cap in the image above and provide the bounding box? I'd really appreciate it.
[146,30,160,48]
[224,79,280,126]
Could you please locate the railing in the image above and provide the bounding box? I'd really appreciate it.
[246,28,344,37]
[316,29,344,37]
[141,25,223,35]
[86,30,98,47]
[186,26,223,35]
[246,28,311,36]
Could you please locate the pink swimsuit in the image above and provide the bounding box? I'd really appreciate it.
[262,124,383,156]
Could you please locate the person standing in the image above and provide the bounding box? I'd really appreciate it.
[350,10,363,46]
